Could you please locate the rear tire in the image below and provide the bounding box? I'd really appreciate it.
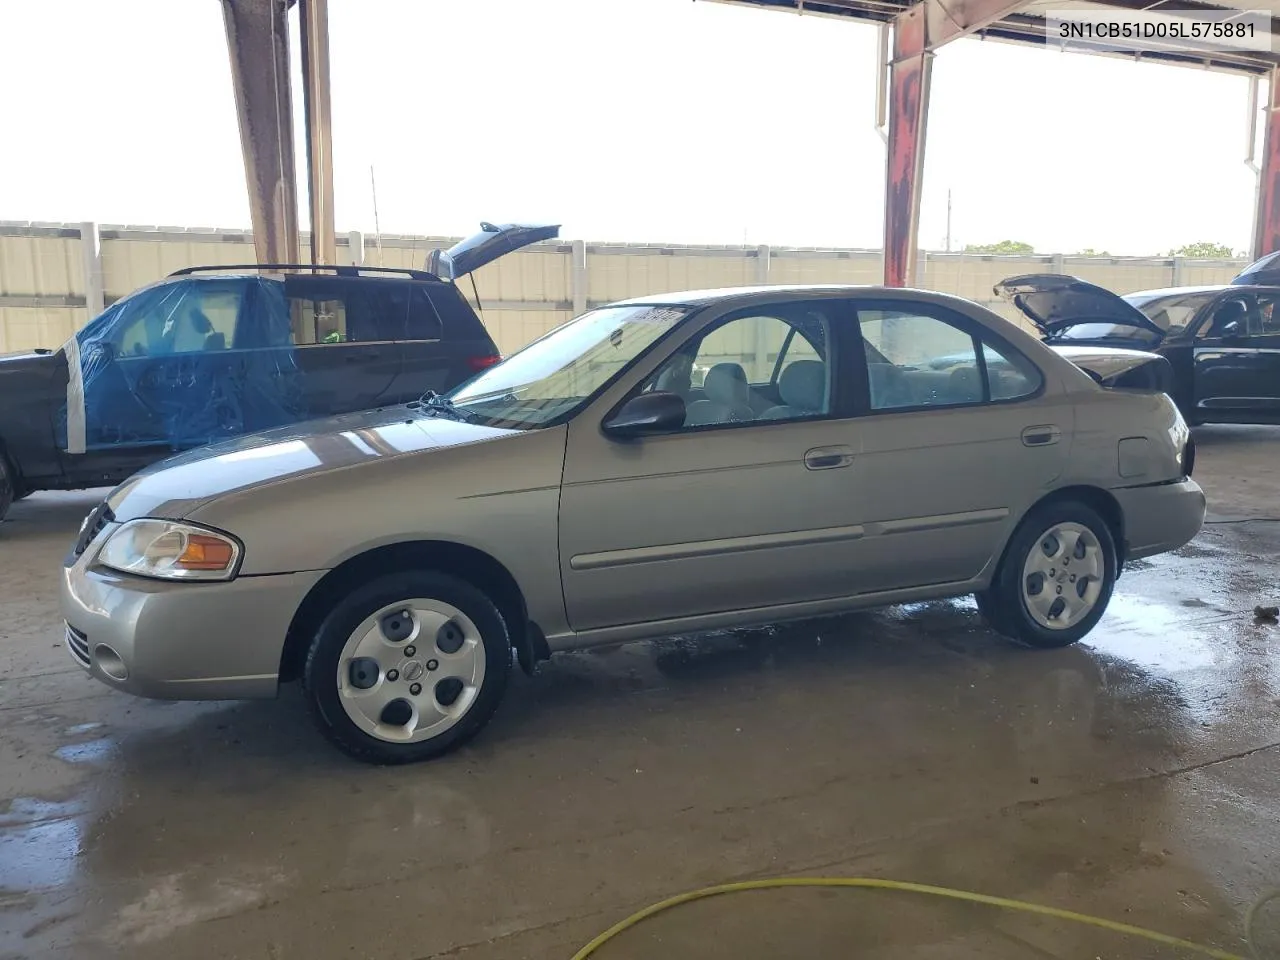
[976,500,1117,649]
[303,570,511,764]
[0,457,13,523]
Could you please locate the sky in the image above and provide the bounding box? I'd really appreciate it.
[0,0,1262,255]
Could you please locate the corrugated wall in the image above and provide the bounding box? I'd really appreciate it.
[0,222,1250,355]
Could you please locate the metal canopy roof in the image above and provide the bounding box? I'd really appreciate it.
[707,0,1280,73]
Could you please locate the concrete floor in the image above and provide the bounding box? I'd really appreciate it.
[2,427,1279,960]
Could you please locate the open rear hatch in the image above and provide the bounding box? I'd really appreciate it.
[427,222,560,282]
[994,274,1173,391]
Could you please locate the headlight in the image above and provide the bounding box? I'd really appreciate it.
[97,519,242,581]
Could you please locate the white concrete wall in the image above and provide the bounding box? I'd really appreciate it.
[0,222,1250,355]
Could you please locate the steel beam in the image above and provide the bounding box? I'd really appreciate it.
[299,0,337,266]
[221,0,299,265]
[1254,68,1280,259]
[882,0,1028,285]
[883,6,930,287]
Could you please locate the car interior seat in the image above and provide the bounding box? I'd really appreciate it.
[762,360,827,419]
[946,366,983,404]
[1208,299,1247,337]
[685,362,755,425]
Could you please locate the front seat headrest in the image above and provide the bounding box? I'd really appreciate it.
[778,360,825,411]
[703,363,749,406]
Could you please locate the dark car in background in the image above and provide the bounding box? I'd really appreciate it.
[995,271,1280,425]
[0,222,558,521]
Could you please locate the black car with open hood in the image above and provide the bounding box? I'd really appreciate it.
[996,273,1280,425]
[0,220,558,522]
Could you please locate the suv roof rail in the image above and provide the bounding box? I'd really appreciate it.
[167,263,440,282]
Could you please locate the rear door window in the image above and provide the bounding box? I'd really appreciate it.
[856,306,1042,410]
[282,277,410,344]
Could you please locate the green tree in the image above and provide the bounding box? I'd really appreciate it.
[963,240,1034,255]
[1167,241,1236,259]
[1074,248,1111,257]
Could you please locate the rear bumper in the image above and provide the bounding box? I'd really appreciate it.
[1113,478,1206,562]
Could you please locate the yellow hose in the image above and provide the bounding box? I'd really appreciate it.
[570,877,1260,960]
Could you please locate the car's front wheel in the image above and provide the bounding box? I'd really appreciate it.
[303,571,511,764]
[976,501,1117,648]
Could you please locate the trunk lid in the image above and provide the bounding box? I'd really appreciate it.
[1048,344,1174,392]
[994,274,1165,338]
[427,222,560,282]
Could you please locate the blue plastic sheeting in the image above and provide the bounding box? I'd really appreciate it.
[58,277,306,453]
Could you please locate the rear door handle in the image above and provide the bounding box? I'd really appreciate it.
[804,445,855,470]
[1021,425,1061,447]
[344,350,380,362]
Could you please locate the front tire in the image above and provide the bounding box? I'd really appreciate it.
[303,570,511,764]
[976,501,1117,649]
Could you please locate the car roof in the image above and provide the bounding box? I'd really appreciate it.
[612,284,974,309]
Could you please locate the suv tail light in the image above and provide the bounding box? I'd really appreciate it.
[467,354,502,372]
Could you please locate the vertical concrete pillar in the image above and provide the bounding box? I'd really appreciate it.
[755,244,771,285]
[79,221,104,320]
[571,240,588,315]
[347,230,365,265]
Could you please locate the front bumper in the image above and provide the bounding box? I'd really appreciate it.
[60,538,324,700]
[1113,477,1206,563]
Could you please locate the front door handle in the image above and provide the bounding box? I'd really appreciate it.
[1021,425,1061,447]
[344,350,380,362]
[804,445,855,470]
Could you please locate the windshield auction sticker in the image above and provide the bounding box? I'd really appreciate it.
[1045,8,1271,55]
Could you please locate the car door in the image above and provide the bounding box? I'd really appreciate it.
[846,300,1071,591]
[1191,291,1280,423]
[66,278,253,477]
[558,297,867,632]
[271,275,405,417]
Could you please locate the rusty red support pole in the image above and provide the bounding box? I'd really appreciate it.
[221,0,300,265]
[1253,68,1280,260]
[883,6,932,287]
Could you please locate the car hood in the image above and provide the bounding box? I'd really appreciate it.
[426,222,560,281]
[104,406,518,522]
[994,274,1165,337]
[0,348,59,368]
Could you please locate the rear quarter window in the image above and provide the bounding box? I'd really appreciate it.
[422,284,494,343]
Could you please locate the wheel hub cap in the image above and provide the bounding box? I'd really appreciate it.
[1020,521,1104,631]
[335,599,485,745]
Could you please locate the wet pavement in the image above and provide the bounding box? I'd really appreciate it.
[1,425,1279,960]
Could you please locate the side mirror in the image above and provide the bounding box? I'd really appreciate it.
[603,391,685,438]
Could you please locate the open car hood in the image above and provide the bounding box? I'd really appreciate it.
[427,222,560,281]
[994,274,1165,338]
[1230,250,1280,285]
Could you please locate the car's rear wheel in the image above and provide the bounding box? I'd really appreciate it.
[975,501,1117,648]
[0,456,14,524]
[303,571,511,764]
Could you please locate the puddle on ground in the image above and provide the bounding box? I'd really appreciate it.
[53,738,116,765]
[0,799,85,892]
[1087,595,1221,673]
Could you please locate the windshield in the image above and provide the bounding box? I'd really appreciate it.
[444,304,692,428]
[1048,290,1216,343]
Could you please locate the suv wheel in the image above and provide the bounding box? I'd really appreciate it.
[0,457,13,523]
[303,571,511,764]
[975,501,1117,648]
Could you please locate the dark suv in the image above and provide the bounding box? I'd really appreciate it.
[0,222,557,521]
